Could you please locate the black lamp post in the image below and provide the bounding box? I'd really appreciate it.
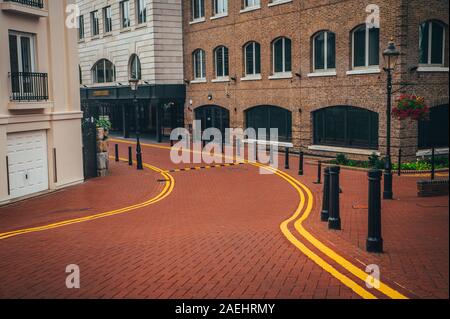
[129,78,143,170]
[382,38,400,200]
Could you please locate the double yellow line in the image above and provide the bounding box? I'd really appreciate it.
[0,160,174,241]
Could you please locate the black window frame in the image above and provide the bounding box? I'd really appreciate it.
[214,46,229,78]
[418,104,449,149]
[245,105,292,142]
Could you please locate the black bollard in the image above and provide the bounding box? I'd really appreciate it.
[298,151,304,176]
[128,146,133,166]
[254,142,258,162]
[170,139,174,147]
[314,161,322,184]
[397,149,402,176]
[115,144,119,162]
[431,147,435,180]
[285,147,290,169]
[366,169,383,253]
[328,166,341,230]
[321,167,330,222]
[236,139,241,157]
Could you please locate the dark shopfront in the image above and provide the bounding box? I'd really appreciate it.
[80,84,186,142]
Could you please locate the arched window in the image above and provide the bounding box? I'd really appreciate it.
[92,59,115,83]
[244,41,261,77]
[193,49,206,80]
[313,31,336,72]
[272,37,292,74]
[351,25,379,69]
[418,104,449,148]
[419,20,446,66]
[214,46,229,78]
[129,54,141,80]
[313,106,379,149]
[246,105,292,141]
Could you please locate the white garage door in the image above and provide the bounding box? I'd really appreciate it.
[7,130,49,199]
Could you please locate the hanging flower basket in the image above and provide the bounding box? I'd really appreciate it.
[392,94,430,121]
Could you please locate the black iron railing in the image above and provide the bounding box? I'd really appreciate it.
[4,0,44,9]
[9,72,49,101]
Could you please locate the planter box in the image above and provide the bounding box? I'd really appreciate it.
[417,179,449,197]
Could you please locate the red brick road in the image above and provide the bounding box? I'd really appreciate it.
[0,140,447,299]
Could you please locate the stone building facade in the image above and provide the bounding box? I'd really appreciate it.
[0,0,84,204]
[183,0,449,160]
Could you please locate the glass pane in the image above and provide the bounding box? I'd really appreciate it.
[246,44,254,75]
[353,27,366,67]
[224,47,229,76]
[327,32,336,69]
[255,43,261,74]
[201,51,206,78]
[324,107,345,144]
[347,107,370,147]
[419,22,429,64]
[285,38,292,72]
[216,48,223,77]
[368,27,379,66]
[9,35,19,73]
[314,32,325,70]
[431,22,444,64]
[274,39,283,73]
[20,37,32,73]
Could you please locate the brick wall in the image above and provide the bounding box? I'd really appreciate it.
[183,0,449,161]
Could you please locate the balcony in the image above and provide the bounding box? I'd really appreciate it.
[1,0,47,17]
[8,72,51,109]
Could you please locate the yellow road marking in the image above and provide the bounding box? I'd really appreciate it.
[0,159,174,241]
[112,139,410,299]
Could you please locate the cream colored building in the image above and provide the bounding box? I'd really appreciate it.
[0,0,84,205]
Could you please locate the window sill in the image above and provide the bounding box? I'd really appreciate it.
[78,39,85,43]
[417,148,449,157]
[240,6,261,14]
[211,13,228,20]
[103,32,113,37]
[120,27,132,33]
[91,35,100,40]
[307,71,337,77]
[308,145,380,156]
[268,0,293,7]
[346,68,380,75]
[135,23,147,29]
[269,72,293,80]
[241,74,262,81]
[190,79,207,84]
[212,77,230,83]
[190,17,206,25]
[417,66,449,73]
[8,101,54,111]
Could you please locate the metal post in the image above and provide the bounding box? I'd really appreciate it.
[328,166,341,230]
[134,94,143,170]
[431,147,435,180]
[397,149,402,176]
[367,169,383,253]
[115,144,119,162]
[321,167,330,222]
[255,142,258,162]
[128,146,133,166]
[285,147,290,170]
[383,68,393,200]
[314,161,322,184]
[298,151,304,176]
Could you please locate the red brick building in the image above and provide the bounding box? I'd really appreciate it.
[183,0,449,160]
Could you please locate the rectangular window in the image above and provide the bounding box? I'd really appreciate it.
[214,0,228,16]
[353,27,366,67]
[192,0,205,20]
[103,7,112,33]
[137,0,147,24]
[244,0,260,9]
[327,32,336,69]
[314,32,325,70]
[78,15,85,40]
[419,23,429,64]
[8,31,37,95]
[274,39,283,73]
[121,0,131,28]
[368,28,379,66]
[91,11,99,36]
[431,22,444,64]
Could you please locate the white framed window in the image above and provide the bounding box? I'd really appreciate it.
[214,46,229,78]
[191,0,205,21]
[272,37,292,74]
[419,20,446,66]
[92,59,116,83]
[193,49,206,80]
[213,0,228,17]
[269,0,292,6]
[243,0,260,10]
[244,41,261,76]
[129,54,142,80]
[78,15,85,40]
[120,0,131,29]
[313,31,336,72]
[136,0,147,24]
[90,10,100,36]
[352,25,379,69]
[103,6,112,33]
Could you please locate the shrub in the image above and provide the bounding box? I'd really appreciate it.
[335,154,349,165]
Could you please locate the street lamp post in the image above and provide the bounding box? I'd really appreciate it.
[382,38,400,200]
[129,78,143,170]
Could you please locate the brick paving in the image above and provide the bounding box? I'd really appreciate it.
[0,140,447,299]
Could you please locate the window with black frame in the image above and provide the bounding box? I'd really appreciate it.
[313,106,379,149]
[245,105,292,142]
[418,104,449,149]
